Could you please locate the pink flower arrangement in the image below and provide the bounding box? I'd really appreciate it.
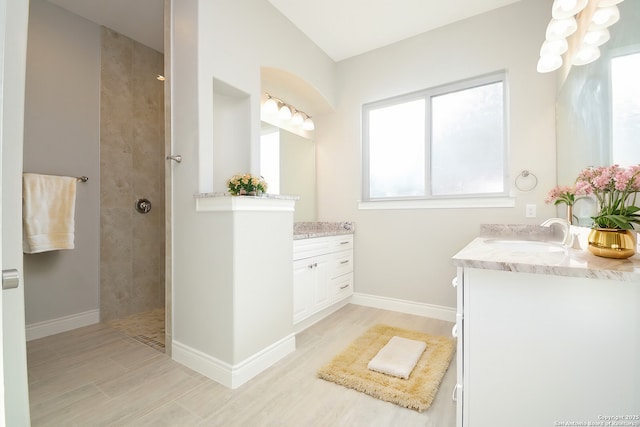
[574,165,640,230]
[545,184,588,207]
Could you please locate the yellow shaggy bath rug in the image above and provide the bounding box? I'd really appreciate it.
[317,324,455,412]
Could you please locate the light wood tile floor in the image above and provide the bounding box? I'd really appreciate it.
[27,304,456,426]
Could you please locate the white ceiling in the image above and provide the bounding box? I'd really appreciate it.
[47,0,164,53]
[47,0,522,61]
[268,0,522,61]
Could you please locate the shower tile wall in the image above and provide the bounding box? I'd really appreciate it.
[100,27,165,322]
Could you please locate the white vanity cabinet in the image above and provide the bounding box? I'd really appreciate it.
[454,266,640,427]
[293,235,354,325]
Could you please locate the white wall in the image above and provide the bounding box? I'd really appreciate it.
[170,0,335,364]
[196,0,335,193]
[316,0,558,310]
[23,0,100,328]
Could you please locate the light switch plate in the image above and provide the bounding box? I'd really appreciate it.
[525,204,536,218]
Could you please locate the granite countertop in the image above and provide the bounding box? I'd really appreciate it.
[293,222,355,240]
[195,192,299,200]
[452,224,640,282]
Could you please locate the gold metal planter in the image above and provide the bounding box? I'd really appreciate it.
[587,228,637,259]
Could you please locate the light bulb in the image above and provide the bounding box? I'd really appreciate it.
[552,0,588,19]
[540,38,568,56]
[291,111,304,126]
[263,97,278,114]
[590,6,620,29]
[572,45,600,66]
[302,118,315,131]
[546,17,578,40]
[583,28,610,47]
[537,55,563,73]
[278,104,292,120]
[597,0,623,6]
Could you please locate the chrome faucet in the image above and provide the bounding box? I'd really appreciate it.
[541,218,573,247]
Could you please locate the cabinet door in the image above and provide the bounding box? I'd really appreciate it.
[453,269,464,427]
[311,255,330,311]
[463,268,640,427]
[293,259,314,324]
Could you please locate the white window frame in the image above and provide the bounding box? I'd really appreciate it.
[360,72,512,209]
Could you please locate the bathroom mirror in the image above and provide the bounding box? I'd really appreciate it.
[261,122,317,221]
[556,0,640,186]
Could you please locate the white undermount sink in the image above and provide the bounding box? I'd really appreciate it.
[484,239,566,253]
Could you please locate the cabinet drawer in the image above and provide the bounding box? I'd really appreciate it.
[328,235,353,252]
[294,234,354,260]
[293,238,331,260]
[329,250,353,278]
[331,273,353,302]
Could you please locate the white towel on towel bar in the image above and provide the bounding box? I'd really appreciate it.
[367,336,427,379]
[22,173,77,254]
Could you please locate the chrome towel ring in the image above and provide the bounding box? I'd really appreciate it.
[514,170,538,192]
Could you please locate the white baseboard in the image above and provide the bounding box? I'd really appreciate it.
[293,299,350,334]
[26,309,100,341]
[172,333,296,389]
[351,293,456,322]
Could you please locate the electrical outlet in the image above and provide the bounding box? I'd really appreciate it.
[526,204,537,218]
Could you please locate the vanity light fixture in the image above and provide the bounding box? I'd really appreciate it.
[537,0,625,73]
[262,93,315,132]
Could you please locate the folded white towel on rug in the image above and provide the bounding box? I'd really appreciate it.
[23,173,77,254]
[367,336,427,379]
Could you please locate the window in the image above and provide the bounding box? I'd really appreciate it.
[611,51,640,166]
[362,72,508,204]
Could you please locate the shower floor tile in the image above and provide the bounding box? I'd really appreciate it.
[108,308,165,352]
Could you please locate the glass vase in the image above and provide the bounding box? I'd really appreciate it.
[566,204,573,225]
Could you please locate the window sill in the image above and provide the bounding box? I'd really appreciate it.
[358,197,516,210]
